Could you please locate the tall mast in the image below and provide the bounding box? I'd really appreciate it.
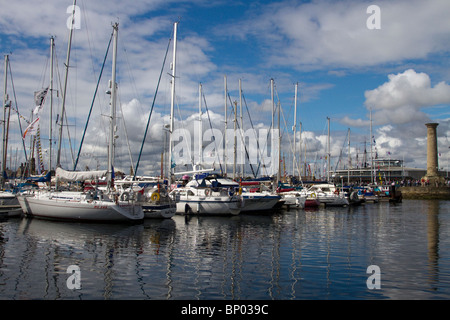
[168,21,178,185]
[56,0,76,170]
[233,100,237,180]
[2,54,9,186]
[277,100,281,185]
[327,117,330,181]
[293,82,298,177]
[197,82,203,169]
[49,36,54,173]
[348,128,351,184]
[107,22,118,192]
[270,78,275,190]
[370,106,374,184]
[224,75,227,176]
[239,78,243,177]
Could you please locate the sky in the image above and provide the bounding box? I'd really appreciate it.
[1,0,450,179]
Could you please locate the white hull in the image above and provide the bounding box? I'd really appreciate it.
[171,178,242,215]
[176,198,241,215]
[241,193,280,212]
[18,192,144,222]
[0,191,19,206]
[313,194,349,206]
[141,203,176,219]
[307,184,349,207]
[280,192,307,208]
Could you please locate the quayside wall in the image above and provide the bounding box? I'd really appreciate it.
[399,186,450,200]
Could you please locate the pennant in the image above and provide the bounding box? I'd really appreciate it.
[23,117,40,139]
[33,87,49,115]
[34,87,48,106]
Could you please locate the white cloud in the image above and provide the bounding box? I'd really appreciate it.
[222,0,450,70]
[365,69,450,125]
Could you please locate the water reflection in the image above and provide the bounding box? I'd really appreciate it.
[427,200,439,290]
[0,200,449,299]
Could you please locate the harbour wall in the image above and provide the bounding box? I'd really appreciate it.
[399,186,450,200]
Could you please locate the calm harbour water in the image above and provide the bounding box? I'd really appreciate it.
[0,199,449,300]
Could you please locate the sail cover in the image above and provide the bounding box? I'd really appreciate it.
[56,167,107,182]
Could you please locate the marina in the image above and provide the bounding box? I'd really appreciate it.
[0,199,449,300]
[1,0,450,306]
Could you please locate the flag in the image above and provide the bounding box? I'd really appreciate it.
[33,87,48,115]
[23,117,40,138]
[34,87,48,106]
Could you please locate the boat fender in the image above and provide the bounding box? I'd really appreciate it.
[120,192,130,201]
[151,192,160,202]
[239,187,242,195]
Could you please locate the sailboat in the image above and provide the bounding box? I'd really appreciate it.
[170,172,242,215]
[115,175,176,219]
[18,21,143,222]
[169,94,241,214]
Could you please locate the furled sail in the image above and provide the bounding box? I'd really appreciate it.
[56,167,107,182]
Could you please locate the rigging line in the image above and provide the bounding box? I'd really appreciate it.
[118,92,134,172]
[243,93,268,178]
[255,105,274,177]
[133,37,171,179]
[334,129,350,172]
[201,90,223,173]
[234,115,256,178]
[7,59,28,161]
[63,106,75,168]
[175,95,194,168]
[73,30,113,171]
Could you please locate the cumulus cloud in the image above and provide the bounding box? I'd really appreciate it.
[220,0,450,70]
[365,69,450,125]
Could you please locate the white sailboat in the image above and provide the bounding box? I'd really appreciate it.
[170,174,242,215]
[115,175,176,219]
[166,25,241,216]
[18,21,143,222]
[303,183,349,207]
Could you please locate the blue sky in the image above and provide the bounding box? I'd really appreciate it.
[1,0,450,177]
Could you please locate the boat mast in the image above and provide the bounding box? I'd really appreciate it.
[293,82,298,177]
[56,0,76,171]
[224,75,227,176]
[370,106,374,184]
[239,78,244,178]
[168,21,178,185]
[197,82,203,170]
[107,22,119,192]
[49,36,54,174]
[348,128,351,184]
[327,117,330,182]
[277,100,281,185]
[270,78,275,191]
[2,54,9,187]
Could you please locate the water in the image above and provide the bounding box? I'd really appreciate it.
[0,199,449,300]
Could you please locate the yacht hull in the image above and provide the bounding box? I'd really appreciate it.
[18,193,144,222]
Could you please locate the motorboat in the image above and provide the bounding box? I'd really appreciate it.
[170,174,241,215]
[304,183,349,207]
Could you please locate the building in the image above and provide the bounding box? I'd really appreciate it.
[332,159,428,184]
